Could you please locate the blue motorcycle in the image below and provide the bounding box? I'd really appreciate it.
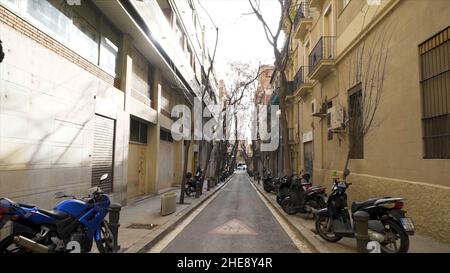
[0,174,115,253]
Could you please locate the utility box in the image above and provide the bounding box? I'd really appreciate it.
[161,191,177,216]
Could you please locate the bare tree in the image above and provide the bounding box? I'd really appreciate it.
[248,0,294,175]
[178,10,220,203]
[214,61,262,177]
[334,23,395,179]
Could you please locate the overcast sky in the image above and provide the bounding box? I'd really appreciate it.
[199,0,282,81]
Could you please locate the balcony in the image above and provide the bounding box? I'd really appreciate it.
[293,66,313,97]
[309,36,336,80]
[293,2,312,41]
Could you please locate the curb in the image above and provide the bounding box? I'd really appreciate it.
[250,177,331,253]
[127,173,234,253]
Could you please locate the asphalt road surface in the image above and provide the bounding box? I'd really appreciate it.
[161,171,300,253]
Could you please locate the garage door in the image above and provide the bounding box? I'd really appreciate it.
[92,114,115,193]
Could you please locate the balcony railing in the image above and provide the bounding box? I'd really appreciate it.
[294,2,311,30]
[294,66,311,91]
[287,81,295,95]
[309,36,336,75]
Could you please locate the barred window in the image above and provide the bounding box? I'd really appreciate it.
[130,118,148,144]
[419,26,450,159]
[348,84,364,159]
[160,130,174,143]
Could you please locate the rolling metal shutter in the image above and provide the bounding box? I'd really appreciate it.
[92,114,115,193]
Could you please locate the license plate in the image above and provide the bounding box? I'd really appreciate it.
[400,218,415,232]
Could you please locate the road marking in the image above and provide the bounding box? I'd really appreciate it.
[208,219,258,236]
[248,177,313,253]
[147,181,227,253]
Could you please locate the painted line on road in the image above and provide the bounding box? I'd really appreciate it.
[248,177,314,253]
[147,180,229,253]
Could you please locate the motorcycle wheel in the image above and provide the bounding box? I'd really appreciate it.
[185,187,192,197]
[305,199,320,211]
[263,184,272,193]
[315,216,343,242]
[380,219,409,253]
[281,198,298,215]
[0,232,35,253]
[95,220,115,253]
[276,195,283,205]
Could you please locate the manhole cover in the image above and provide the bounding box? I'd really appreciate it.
[127,224,157,230]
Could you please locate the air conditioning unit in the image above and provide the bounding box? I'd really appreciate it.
[328,106,345,130]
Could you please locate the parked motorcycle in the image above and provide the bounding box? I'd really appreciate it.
[0,174,115,253]
[315,175,415,253]
[262,171,274,193]
[219,171,227,183]
[185,168,204,197]
[184,172,196,197]
[276,175,296,205]
[280,175,327,215]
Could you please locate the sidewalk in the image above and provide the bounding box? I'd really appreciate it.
[113,175,232,253]
[250,177,450,253]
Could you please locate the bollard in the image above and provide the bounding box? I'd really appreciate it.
[353,210,370,253]
[195,180,201,198]
[108,203,122,252]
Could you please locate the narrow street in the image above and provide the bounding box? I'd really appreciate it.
[156,171,300,253]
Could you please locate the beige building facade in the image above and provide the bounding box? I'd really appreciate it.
[0,0,217,239]
[284,0,450,242]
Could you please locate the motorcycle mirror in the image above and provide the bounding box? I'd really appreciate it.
[95,173,108,192]
[54,192,66,199]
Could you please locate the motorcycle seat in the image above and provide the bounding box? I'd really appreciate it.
[18,202,37,208]
[351,198,379,213]
[38,209,69,220]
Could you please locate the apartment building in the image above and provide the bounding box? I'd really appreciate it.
[282,0,450,242]
[253,65,285,176]
[0,0,217,234]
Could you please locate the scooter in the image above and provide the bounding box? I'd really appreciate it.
[280,176,327,215]
[184,172,197,197]
[0,174,115,253]
[185,168,204,197]
[262,171,275,193]
[315,173,415,253]
[276,172,313,205]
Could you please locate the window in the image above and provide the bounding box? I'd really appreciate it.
[100,37,119,76]
[132,48,151,99]
[71,12,99,64]
[26,0,72,39]
[175,21,185,50]
[348,84,364,159]
[160,130,174,143]
[327,101,333,141]
[187,45,193,68]
[1,0,120,77]
[130,118,148,144]
[419,26,450,158]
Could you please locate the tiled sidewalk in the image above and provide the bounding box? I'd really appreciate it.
[251,176,450,253]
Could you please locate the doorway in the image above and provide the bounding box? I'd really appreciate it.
[304,141,313,180]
